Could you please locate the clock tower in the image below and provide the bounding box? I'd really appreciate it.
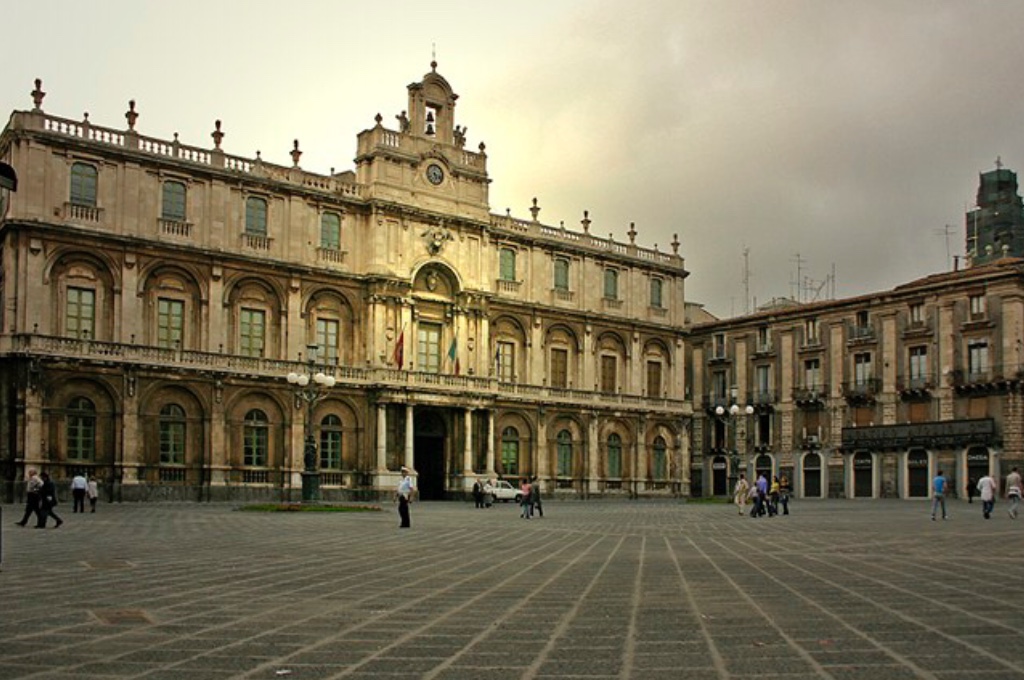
[354,62,491,221]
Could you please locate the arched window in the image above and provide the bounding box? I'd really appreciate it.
[161,181,187,222]
[321,212,341,249]
[603,268,619,300]
[67,396,96,461]
[501,426,519,476]
[245,197,268,236]
[70,162,98,207]
[650,277,663,308]
[159,404,186,465]
[557,429,573,477]
[652,436,667,480]
[553,258,569,291]
[320,414,342,470]
[499,248,516,281]
[243,409,269,466]
[607,433,622,478]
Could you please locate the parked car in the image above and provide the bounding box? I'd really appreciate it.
[488,479,522,503]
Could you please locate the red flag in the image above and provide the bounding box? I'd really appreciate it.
[448,337,459,375]
[392,329,405,369]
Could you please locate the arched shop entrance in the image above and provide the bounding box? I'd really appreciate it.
[802,452,822,498]
[711,455,728,496]
[853,452,873,497]
[754,454,773,481]
[966,446,990,491]
[414,409,448,500]
[907,448,929,498]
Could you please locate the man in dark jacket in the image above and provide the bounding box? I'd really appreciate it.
[36,472,63,528]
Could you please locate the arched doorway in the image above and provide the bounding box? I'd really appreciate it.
[907,448,929,498]
[853,452,873,497]
[711,455,728,496]
[802,452,822,498]
[966,446,990,493]
[414,409,447,500]
[755,454,772,481]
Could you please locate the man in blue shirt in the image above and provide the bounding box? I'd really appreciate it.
[931,469,949,521]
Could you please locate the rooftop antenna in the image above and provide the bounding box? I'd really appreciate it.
[933,224,954,270]
[790,252,806,303]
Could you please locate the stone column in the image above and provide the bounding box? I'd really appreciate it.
[635,416,647,496]
[587,412,600,494]
[404,404,415,470]
[486,410,495,475]
[376,403,387,471]
[536,410,549,482]
[463,407,474,475]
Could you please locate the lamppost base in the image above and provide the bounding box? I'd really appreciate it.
[301,471,321,503]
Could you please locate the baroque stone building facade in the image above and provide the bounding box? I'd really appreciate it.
[688,257,1024,500]
[0,67,692,502]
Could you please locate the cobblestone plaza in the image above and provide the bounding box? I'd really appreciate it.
[1,499,1022,679]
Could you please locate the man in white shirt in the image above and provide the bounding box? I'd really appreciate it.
[71,473,88,513]
[396,467,415,528]
[1005,467,1022,519]
[976,473,998,520]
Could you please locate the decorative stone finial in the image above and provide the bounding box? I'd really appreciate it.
[671,233,680,254]
[173,132,179,146]
[31,78,46,111]
[581,210,591,234]
[212,120,224,149]
[256,150,262,163]
[627,222,637,244]
[530,197,540,222]
[82,112,90,125]
[431,59,438,72]
[290,139,302,167]
[125,100,138,131]
[374,113,383,126]
[478,141,486,154]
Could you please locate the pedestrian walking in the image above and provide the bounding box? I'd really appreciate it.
[472,478,484,508]
[966,476,977,504]
[87,475,99,513]
[768,476,781,517]
[71,472,88,513]
[530,476,543,518]
[931,469,949,521]
[733,473,750,516]
[754,473,769,517]
[520,478,532,519]
[483,479,494,508]
[779,474,791,515]
[37,472,63,529]
[1006,467,1022,519]
[396,466,415,528]
[977,473,998,519]
[15,469,42,527]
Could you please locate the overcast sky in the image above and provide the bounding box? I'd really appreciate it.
[3,0,1024,318]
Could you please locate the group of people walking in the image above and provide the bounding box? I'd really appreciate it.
[518,477,543,519]
[938,467,1022,520]
[15,469,99,529]
[734,472,790,518]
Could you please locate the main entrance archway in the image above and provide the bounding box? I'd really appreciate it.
[414,409,448,500]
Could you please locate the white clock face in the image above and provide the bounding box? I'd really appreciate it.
[427,164,444,185]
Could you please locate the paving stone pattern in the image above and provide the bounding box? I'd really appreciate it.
[1,499,1022,680]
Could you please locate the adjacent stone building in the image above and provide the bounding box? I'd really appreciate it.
[0,66,692,502]
[688,256,1024,500]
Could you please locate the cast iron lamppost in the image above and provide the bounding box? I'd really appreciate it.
[716,402,754,497]
[287,344,336,502]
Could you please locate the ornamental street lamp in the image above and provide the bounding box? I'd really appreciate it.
[716,403,754,497]
[287,344,336,502]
